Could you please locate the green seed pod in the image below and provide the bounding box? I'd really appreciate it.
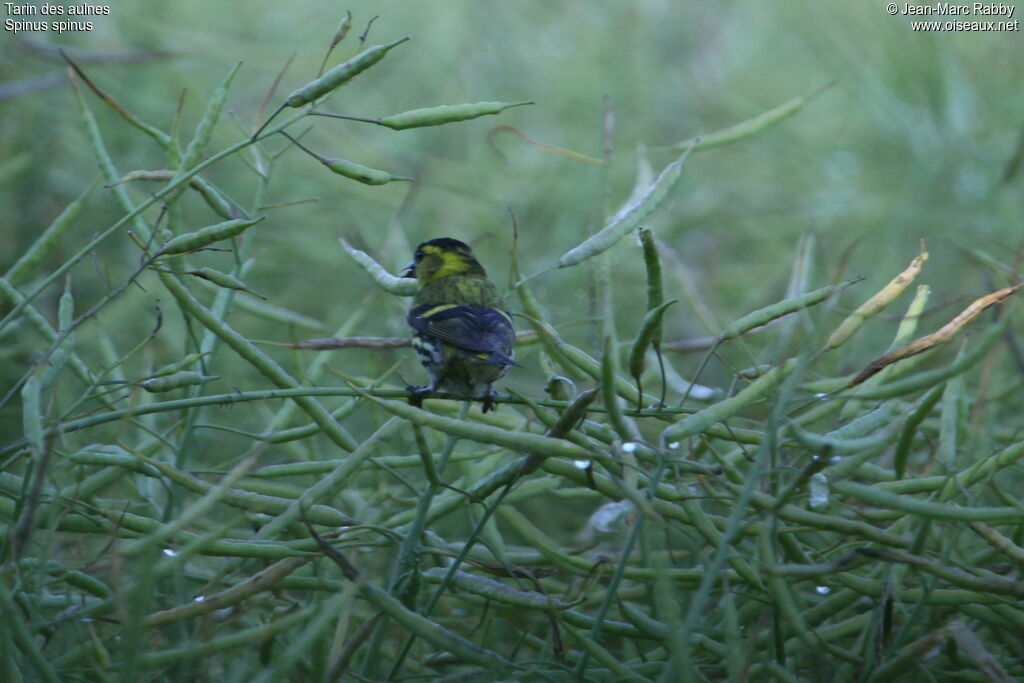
[627,299,677,394]
[893,383,944,479]
[671,81,835,152]
[284,130,411,186]
[193,280,328,330]
[0,278,92,391]
[663,360,796,441]
[601,337,635,442]
[560,623,646,679]
[680,490,765,590]
[141,371,217,393]
[107,169,176,186]
[324,156,410,185]
[377,100,533,130]
[637,227,664,343]
[892,284,931,348]
[107,171,234,219]
[179,62,242,176]
[285,36,410,108]
[516,284,588,382]
[190,175,235,219]
[519,389,599,476]
[968,522,1024,567]
[564,341,641,407]
[339,237,417,295]
[157,216,265,256]
[788,418,899,455]
[937,373,963,469]
[18,558,113,599]
[548,389,599,439]
[555,140,696,269]
[152,352,209,377]
[40,349,69,389]
[619,601,670,640]
[420,567,579,610]
[65,444,161,477]
[22,374,44,456]
[719,283,841,341]
[130,449,355,527]
[828,402,902,441]
[58,278,74,333]
[833,481,1024,524]
[5,184,90,287]
[187,267,264,298]
[526,317,645,407]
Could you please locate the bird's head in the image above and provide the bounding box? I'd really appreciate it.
[401,237,486,285]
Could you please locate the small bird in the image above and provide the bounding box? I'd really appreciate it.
[401,237,520,412]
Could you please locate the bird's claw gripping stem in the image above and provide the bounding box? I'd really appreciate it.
[406,384,432,408]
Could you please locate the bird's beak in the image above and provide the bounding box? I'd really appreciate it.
[400,260,417,278]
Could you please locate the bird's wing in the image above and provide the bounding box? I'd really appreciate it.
[408,304,515,355]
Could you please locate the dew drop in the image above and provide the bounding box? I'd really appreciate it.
[816,585,831,595]
[809,473,829,509]
[668,442,680,450]
[194,595,206,603]
[162,548,178,558]
[573,459,591,470]
[622,441,637,453]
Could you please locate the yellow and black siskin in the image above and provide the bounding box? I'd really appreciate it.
[401,237,520,411]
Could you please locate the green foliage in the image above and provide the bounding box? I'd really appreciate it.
[2,3,1024,681]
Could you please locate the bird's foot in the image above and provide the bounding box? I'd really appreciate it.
[481,390,498,414]
[406,384,432,409]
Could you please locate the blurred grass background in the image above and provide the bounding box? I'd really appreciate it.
[2,1,1024,678]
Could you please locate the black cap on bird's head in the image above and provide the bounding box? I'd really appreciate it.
[419,237,472,252]
[400,237,486,284]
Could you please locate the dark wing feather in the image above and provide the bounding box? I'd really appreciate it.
[408,304,515,356]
